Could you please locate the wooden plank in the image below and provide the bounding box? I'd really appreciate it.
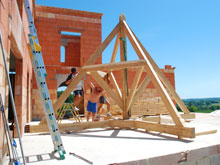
[119,14,129,119]
[82,60,146,72]
[109,72,122,98]
[126,66,144,110]
[110,34,120,63]
[195,130,217,136]
[123,20,184,127]
[30,121,110,133]
[109,120,195,138]
[180,113,196,119]
[128,24,189,114]
[130,75,151,108]
[142,115,185,124]
[32,119,195,138]
[90,71,123,110]
[142,116,160,123]
[85,23,120,65]
[109,120,135,128]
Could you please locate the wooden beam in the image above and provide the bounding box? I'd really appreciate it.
[90,71,123,110]
[180,113,196,119]
[82,60,146,72]
[126,66,144,110]
[30,121,110,133]
[109,72,122,98]
[110,34,120,63]
[85,23,120,65]
[130,75,151,109]
[123,20,184,127]
[31,119,195,139]
[119,14,129,119]
[195,130,217,136]
[109,120,195,138]
[128,24,189,114]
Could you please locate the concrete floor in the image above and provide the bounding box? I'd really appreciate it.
[6,113,220,165]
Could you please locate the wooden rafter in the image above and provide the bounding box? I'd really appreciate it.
[126,66,144,110]
[85,23,120,65]
[110,34,120,63]
[123,20,184,127]
[90,71,123,109]
[128,24,190,114]
[130,75,151,108]
[109,72,122,98]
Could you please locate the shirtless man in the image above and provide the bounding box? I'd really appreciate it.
[86,84,103,121]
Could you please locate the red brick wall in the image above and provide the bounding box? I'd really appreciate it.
[0,0,33,163]
[32,5,102,119]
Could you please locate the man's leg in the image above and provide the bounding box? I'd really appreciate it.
[92,113,96,121]
[74,94,83,106]
[87,111,91,121]
[106,100,112,117]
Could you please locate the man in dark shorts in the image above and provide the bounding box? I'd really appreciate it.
[66,68,84,110]
[96,95,112,119]
[95,73,112,119]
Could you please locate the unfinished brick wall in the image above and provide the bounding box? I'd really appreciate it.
[0,0,33,163]
[33,5,102,119]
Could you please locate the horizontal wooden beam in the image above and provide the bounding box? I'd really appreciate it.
[29,121,110,133]
[82,60,146,72]
[180,113,196,119]
[109,120,195,138]
[195,130,217,136]
[30,119,195,138]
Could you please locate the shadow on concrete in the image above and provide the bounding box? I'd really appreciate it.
[25,151,60,164]
[61,128,193,143]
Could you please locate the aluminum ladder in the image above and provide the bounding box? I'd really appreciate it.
[24,0,66,159]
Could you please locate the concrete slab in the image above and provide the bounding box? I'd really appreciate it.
[5,113,220,165]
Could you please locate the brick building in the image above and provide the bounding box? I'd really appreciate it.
[0,0,175,163]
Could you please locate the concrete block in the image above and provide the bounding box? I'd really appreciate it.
[197,156,211,165]
[210,154,220,165]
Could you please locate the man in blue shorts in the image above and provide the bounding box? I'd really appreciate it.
[86,84,103,121]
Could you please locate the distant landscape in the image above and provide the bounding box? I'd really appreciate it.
[177,97,220,113]
[58,91,220,113]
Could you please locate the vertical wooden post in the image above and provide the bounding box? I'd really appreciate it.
[119,14,129,119]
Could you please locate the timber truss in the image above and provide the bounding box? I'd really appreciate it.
[36,14,202,138]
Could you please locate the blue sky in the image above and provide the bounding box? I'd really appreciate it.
[36,0,220,99]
